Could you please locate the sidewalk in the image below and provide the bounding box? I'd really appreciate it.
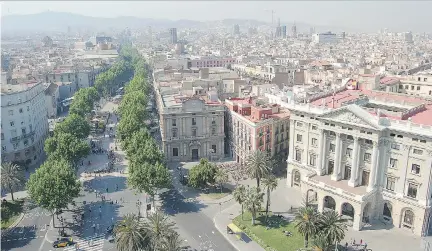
[213,203,265,251]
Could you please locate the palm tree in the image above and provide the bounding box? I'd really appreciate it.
[233,185,246,220]
[243,187,264,225]
[1,163,25,201]
[318,210,347,246]
[311,233,330,251]
[294,206,319,248]
[162,231,184,251]
[214,168,229,193]
[262,175,278,218]
[114,214,149,251]
[144,210,176,251]
[245,150,271,187]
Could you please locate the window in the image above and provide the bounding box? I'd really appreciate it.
[311,125,317,130]
[417,86,420,90]
[22,128,26,134]
[19,108,23,113]
[296,122,303,127]
[27,106,30,111]
[413,149,423,155]
[172,119,176,126]
[329,131,336,136]
[295,149,302,162]
[10,121,15,127]
[344,165,351,180]
[296,134,302,142]
[329,143,335,152]
[407,183,418,198]
[211,144,217,153]
[172,129,177,138]
[346,148,352,157]
[13,143,18,149]
[8,110,14,115]
[172,148,178,157]
[192,128,197,137]
[385,177,396,191]
[24,140,28,146]
[346,135,353,140]
[364,153,371,162]
[411,164,420,175]
[192,118,196,126]
[309,154,316,166]
[212,127,216,135]
[365,139,372,145]
[1,145,6,151]
[311,138,317,146]
[391,143,400,150]
[389,158,398,168]
[1,133,4,140]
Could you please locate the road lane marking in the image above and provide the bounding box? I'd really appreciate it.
[18,227,24,234]
[40,224,47,231]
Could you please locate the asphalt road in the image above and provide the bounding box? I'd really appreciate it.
[1,201,51,251]
[160,189,236,251]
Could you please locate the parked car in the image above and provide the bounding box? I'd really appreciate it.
[52,237,73,248]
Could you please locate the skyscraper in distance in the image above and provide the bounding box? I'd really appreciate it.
[281,25,287,38]
[169,28,178,44]
[233,24,240,35]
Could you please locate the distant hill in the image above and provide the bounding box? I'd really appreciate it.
[0,11,350,35]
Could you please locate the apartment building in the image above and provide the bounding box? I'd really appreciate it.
[267,89,432,236]
[225,97,290,164]
[399,75,432,97]
[1,81,49,165]
[154,78,225,162]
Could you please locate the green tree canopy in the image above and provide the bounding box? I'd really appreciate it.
[188,158,217,188]
[245,150,272,187]
[54,113,90,139]
[118,91,148,120]
[124,128,151,157]
[128,161,171,210]
[117,114,143,141]
[44,132,90,166]
[1,163,25,201]
[243,186,264,225]
[69,87,99,116]
[26,158,80,225]
[114,213,150,251]
[129,138,164,166]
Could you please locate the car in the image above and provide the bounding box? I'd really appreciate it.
[52,237,73,248]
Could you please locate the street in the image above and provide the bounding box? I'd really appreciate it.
[2,98,236,251]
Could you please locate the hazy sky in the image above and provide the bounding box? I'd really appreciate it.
[1,1,431,31]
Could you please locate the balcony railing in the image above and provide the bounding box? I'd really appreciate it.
[9,131,35,143]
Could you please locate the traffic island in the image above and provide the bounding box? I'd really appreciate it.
[233,212,303,251]
[1,199,25,230]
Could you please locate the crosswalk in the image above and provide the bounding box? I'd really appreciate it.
[63,234,105,251]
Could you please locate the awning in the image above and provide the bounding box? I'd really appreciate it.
[227,223,242,233]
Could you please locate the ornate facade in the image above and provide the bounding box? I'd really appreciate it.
[283,102,432,236]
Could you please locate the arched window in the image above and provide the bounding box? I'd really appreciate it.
[383,203,392,220]
[402,210,414,229]
[293,170,301,187]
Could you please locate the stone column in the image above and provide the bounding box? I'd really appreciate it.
[288,120,295,161]
[331,133,342,181]
[367,141,379,192]
[317,129,325,175]
[348,136,359,187]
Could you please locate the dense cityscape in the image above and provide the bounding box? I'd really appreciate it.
[1,3,432,251]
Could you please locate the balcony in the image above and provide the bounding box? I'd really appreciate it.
[9,131,35,143]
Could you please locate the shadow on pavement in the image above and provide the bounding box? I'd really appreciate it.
[83,176,127,194]
[159,189,208,215]
[1,225,37,251]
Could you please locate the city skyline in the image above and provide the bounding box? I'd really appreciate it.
[1,1,432,32]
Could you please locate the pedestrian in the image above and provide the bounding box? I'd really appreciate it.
[92,223,96,233]
[106,188,109,193]
[116,184,118,191]
[345,242,348,251]
[96,223,100,232]
[353,239,356,245]
[360,239,363,245]
[364,243,367,251]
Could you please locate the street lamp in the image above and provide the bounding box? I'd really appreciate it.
[136,200,142,218]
